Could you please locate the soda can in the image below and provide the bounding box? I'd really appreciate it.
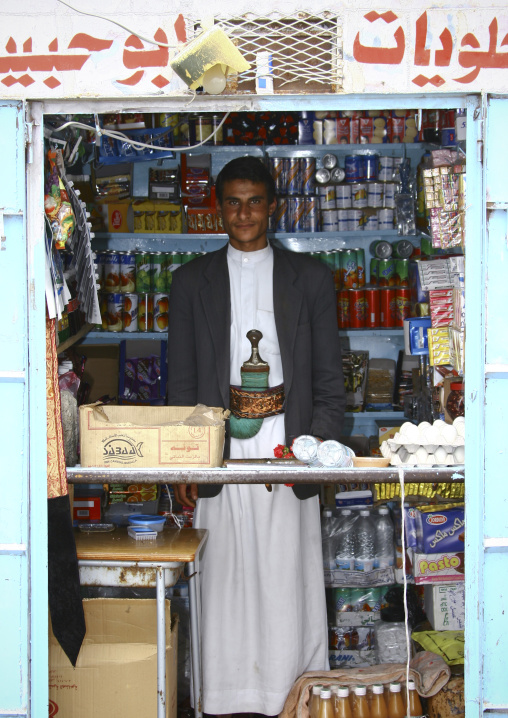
[331,250,342,291]
[351,182,368,208]
[103,251,121,293]
[378,155,394,182]
[153,292,169,332]
[349,289,366,328]
[300,157,316,195]
[321,208,338,232]
[345,155,364,182]
[122,293,138,332]
[138,293,154,332]
[304,196,320,231]
[330,167,346,183]
[364,287,381,327]
[319,251,336,277]
[392,238,414,259]
[99,292,108,331]
[370,240,392,259]
[335,184,352,208]
[315,167,331,184]
[364,211,379,230]
[317,185,336,210]
[355,248,366,287]
[395,287,411,326]
[340,249,359,289]
[378,208,394,229]
[269,157,286,194]
[337,209,350,231]
[367,182,384,208]
[369,257,380,285]
[394,258,410,286]
[322,153,338,170]
[288,196,306,232]
[364,154,379,181]
[150,252,165,292]
[135,252,151,293]
[119,252,136,293]
[170,252,181,273]
[378,257,396,286]
[383,182,397,208]
[334,587,352,612]
[349,208,364,231]
[380,287,397,327]
[275,196,289,232]
[180,251,196,264]
[337,290,350,328]
[106,293,123,332]
[286,158,302,195]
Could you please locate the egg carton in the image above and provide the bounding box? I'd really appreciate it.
[380,417,465,466]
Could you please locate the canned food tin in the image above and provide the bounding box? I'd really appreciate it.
[286,158,302,195]
[392,239,414,259]
[380,288,397,327]
[364,287,381,327]
[122,293,138,332]
[378,257,396,286]
[378,208,394,229]
[367,182,384,208]
[364,154,379,181]
[150,252,165,292]
[337,289,350,328]
[394,258,410,286]
[340,249,359,289]
[322,153,338,170]
[337,209,350,231]
[345,155,364,182]
[300,157,316,195]
[288,196,306,231]
[395,287,411,326]
[383,182,397,208]
[330,167,346,183]
[153,293,169,332]
[349,289,366,328]
[138,293,154,332]
[370,257,380,284]
[349,208,364,231]
[304,196,320,231]
[275,196,289,232]
[106,293,123,332]
[104,252,121,293]
[335,184,352,209]
[317,185,336,210]
[370,240,392,259]
[321,208,338,232]
[119,252,136,293]
[355,248,366,287]
[269,157,286,194]
[351,182,368,208]
[378,156,394,182]
[135,253,151,293]
[364,211,379,230]
[392,157,404,181]
[315,167,331,184]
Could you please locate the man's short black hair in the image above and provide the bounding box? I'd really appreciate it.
[215,156,276,204]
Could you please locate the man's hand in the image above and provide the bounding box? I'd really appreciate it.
[174,483,198,508]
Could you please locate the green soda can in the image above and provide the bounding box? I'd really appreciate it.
[180,251,196,265]
[394,258,410,286]
[150,252,165,292]
[340,248,358,289]
[369,257,379,285]
[354,247,366,287]
[159,253,172,293]
[135,252,151,293]
[321,250,336,276]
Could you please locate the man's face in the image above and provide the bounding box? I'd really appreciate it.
[216,179,277,252]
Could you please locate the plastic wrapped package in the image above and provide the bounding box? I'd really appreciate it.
[365,359,395,410]
[374,621,408,664]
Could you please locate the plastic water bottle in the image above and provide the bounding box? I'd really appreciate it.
[374,507,395,569]
[321,509,338,570]
[335,509,355,570]
[354,510,376,572]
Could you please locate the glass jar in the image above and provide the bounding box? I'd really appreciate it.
[446,382,465,420]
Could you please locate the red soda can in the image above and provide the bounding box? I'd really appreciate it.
[380,288,397,328]
[349,289,366,328]
[337,290,350,328]
[364,287,381,328]
[395,287,411,326]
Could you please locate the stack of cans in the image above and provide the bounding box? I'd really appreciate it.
[269,157,320,232]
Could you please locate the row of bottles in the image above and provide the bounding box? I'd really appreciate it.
[322,507,395,572]
[309,681,423,718]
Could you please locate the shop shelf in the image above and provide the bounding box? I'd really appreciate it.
[56,323,95,354]
[345,411,405,419]
[80,331,165,343]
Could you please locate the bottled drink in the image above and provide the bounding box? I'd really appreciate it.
[335,509,355,570]
[310,684,323,718]
[370,684,387,718]
[335,686,352,718]
[322,509,338,570]
[387,683,405,718]
[353,685,370,718]
[354,510,376,572]
[407,680,423,717]
[319,688,335,718]
[374,508,395,569]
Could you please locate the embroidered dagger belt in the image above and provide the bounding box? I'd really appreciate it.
[229,383,285,419]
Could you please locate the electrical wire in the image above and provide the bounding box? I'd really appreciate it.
[399,466,412,714]
[56,0,178,48]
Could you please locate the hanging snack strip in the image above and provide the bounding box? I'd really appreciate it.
[423,165,465,250]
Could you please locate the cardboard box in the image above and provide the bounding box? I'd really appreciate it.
[413,550,465,584]
[49,598,177,718]
[424,582,465,630]
[80,404,226,468]
[73,495,102,522]
[80,345,120,403]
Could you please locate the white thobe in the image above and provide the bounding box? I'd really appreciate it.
[194,244,328,716]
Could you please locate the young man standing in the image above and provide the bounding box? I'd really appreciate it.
[168,156,345,716]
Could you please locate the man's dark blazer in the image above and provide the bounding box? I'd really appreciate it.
[167,243,346,500]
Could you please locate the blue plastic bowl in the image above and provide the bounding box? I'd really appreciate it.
[128,515,166,532]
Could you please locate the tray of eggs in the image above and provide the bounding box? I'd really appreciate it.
[380,417,465,466]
